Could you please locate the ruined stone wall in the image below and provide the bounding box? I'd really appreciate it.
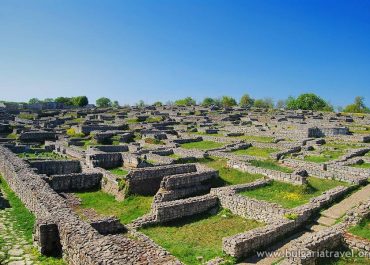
[152,194,218,223]
[85,152,123,169]
[47,172,102,192]
[227,160,306,185]
[29,160,81,175]
[19,131,57,142]
[126,164,197,195]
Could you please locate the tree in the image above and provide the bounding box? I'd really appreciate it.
[43,98,54,102]
[153,101,163,107]
[174,97,196,106]
[28,98,41,104]
[55,97,73,105]
[220,96,237,108]
[240,94,254,108]
[96,97,112,108]
[201,97,216,107]
[253,98,274,109]
[276,99,287,109]
[285,93,332,111]
[343,96,369,113]
[136,100,145,108]
[112,100,120,108]
[72,96,88,107]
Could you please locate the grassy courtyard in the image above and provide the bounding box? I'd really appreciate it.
[198,157,263,186]
[249,159,294,173]
[17,151,67,160]
[348,217,370,240]
[235,135,275,143]
[180,140,224,150]
[75,190,152,224]
[232,146,279,158]
[140,209,263,265]
[304,149,344,163]
[108,167,129,176]
[239,177,348,208]
[351,163,370,169]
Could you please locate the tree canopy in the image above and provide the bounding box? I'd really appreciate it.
[343,96,369,113]
[220,96,237,108]
[96,97,112,108]
[174,97,196,106]
[240,94,254,108]
[286,93,333,111]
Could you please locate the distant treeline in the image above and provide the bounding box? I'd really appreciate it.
[1,93,369,114]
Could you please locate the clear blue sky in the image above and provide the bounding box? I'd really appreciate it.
[1,0,369,107]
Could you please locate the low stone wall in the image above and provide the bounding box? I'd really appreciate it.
[227,160,306,185]
[47,172,102,192]
[152,194,218,223]
[282,159,367,184]
[90,145,129,153]
[86,152,123,169]
[19,131,57,142]
[54,141,85,160]
[97,167,125,201]
[126,164,197,195]
[90,217,126,235]
[343,233,370,257]
[29,160,81,175]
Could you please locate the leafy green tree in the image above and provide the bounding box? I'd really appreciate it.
[201,97,216,107]
[286,93,332,111]
[112,100,120,108]
[153,101,163,107]
[253,98,274,108]
[55,97,73,105]
[174,97,196,106]
[96,97,112,108]
[72,96,89,107]
[239,94,254,108]
[343,96,369,113]
[220,96,237,108]
[28,98,41,104]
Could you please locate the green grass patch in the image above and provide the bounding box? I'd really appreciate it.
[168,153,182,159]
[348,218,370,240]
[232,146,279,158]
[198,157,263,186]
[249,159,294,173]
[304,150,343,163]
[108,168,129,176]
[144,138,165,145]
[17,151,67,160]
[236,135,275,143]
[75,190,152,224]
[6,133,17,139]
[239,177,348,209]
[140,209,263,265]
[351,163,370,169]
[180,141,224,150]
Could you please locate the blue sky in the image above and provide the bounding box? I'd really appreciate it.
[1,0,369,107]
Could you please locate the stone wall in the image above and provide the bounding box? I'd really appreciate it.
[126,164,197,195]
[85,151,123,169]
[19,131,57,142]
[152,194,218,223]
[29,160,81,175]
[227,160,306,185]
[47,172,102,192]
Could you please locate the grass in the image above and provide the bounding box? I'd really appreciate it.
[180,140,224,150]
[108,168,129,176]
[304,150,343,163]
[348,218,370,240]
[6,133,17,139]
[0,176,65,264]
[235,135,274,143]
[198,157,263,186]
[239,177,348,208]
[232,146,279,158]
[168,153,182,159]
[17,151,67,160]
[249,159,294,173]
[351,163,370,169]
[144,138,165,145]
[75,190,153,224]
[140,209,263,265]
